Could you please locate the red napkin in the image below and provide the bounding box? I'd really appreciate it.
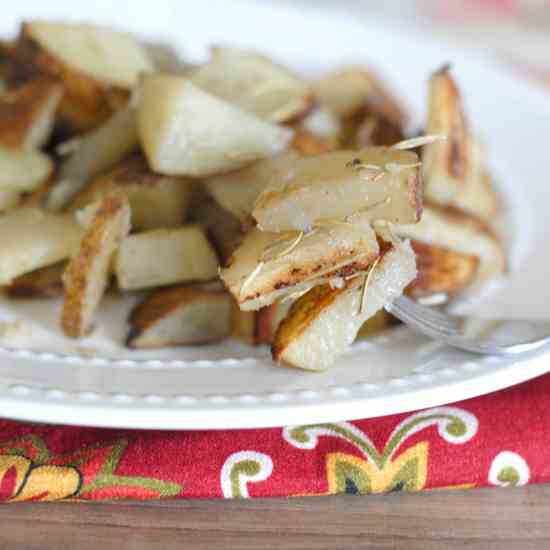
[0,373,548,501]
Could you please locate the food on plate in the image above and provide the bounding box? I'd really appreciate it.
[191,198,243,263]
[272,238,416,370]
[11,22,153,133]
[190,46,314,123]
[114,226,219,290]
[137,73,293,176]
[422,65,498,220]
[69,152,194,230]
[62,196,131,337]
[0,207,82,284]
[45,104,138,210]
[0,78,62,149]
[220,223,380,311]
[395,204,505,286]
[0,20,507,371]
[205,152,298,224]
[6,262,65,299]
[407,240,479,298]
[0,145,53,212]
[314,66,406,147]
[252,147,423,232]
[127,285,232,348]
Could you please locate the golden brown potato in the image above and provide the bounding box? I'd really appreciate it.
[0,207,83,284]
[272,238,416,370]
[62,196,131,338]
[395,204,506,286]
[69,153,194,230]
[407,240,479,298]
[422,66,498,220]
[191,46,314,123]
[127,285,232,348]
[114,226,219,291]
[6,262,65,299]
[289,126,337,156]
[220,223,380,311]
[0,78,63,149]
[0,40,13,85]
[137,73,293,177]
[255,300,294,345]
[314,66,406,125]
[45,104,138,211]
[252,148,422,233]
[12,22,152,134]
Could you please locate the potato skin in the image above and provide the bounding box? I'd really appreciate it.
[6,262,65,299]
[408,240,479,297]
[62,196,130,338]
[11,24,128,135]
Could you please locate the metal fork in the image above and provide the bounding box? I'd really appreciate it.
[385,295,550,355]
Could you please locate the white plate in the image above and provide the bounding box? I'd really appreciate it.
[1,0,550,429]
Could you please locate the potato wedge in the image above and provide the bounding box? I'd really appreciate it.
[12,22,153,133]
[0,146,53,192]
[255,300,294,345]
[395,204,506,285]
[191,46,314,123]
[272,238,416,370]
[69,153,193,230]
[191,198,243,263]
[205,152,298,223]
[253,147,422,232]
[0,207,83,285]
[231,303,257,345]
[114,226,219,290]
[0,40,13,86]
[407,240,479,298]
[220,223,380,311]
[314,66,405,125]
[45,104,138,210]
[62,196,130,338]
[127,286,232,348]
[422,66,498,219]
[137,74,293,177]
[0,78,63,150]
[6,262,65,299]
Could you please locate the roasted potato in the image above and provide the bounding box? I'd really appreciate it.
[0,188,22,212]
[289,127,337,156]
[253,147,422,232]
[6,262,65,299]
[299,104,341,142]
[69,152,194,230]
[45,104,138,210]
[314,66,406,125]
[272,238,416,370]
[11,22,153,134]
[62,196,131,338]
[191,198,243,263]
[407,240,479,298]
[255,300,294,345]
[0,207,83,284]
[114,226,219,290]
[395,204,506,285]
[191,46,314,123]
[205,152,298,223]
[422,66,498,220]
[127,285,232,348]
[137,73,293,177]
[0,145,53,192]
[0,78,63,150]
[220,223,380,311]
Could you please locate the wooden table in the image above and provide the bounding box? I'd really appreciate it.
[1,485,549,549]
